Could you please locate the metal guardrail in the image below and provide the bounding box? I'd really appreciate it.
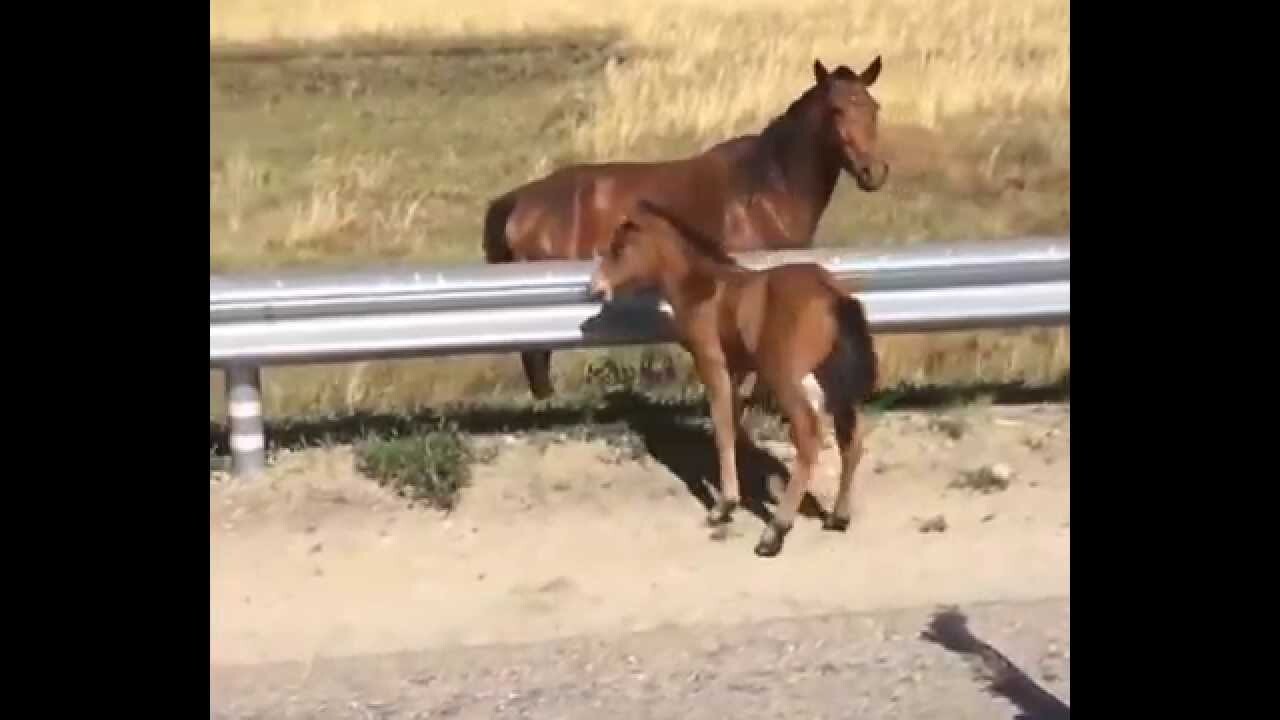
[211,238,1070,476]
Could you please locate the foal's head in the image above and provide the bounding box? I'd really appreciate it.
[588,210,668,302]
[813,57,889,192]
[588,202,734,301]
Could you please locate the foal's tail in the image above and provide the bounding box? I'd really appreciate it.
[815,293,878,412]
[482,192,518,264]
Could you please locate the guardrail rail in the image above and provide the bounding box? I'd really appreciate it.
[211,237,1070,476]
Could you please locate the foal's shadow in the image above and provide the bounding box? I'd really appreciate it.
[616,393,826,524]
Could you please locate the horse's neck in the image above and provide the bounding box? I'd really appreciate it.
[746,110,841,240]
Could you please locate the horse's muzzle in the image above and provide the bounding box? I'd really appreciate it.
[853,158,889,192]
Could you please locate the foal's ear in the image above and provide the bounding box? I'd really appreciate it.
[859,55,882,87]
[813,59,830,84]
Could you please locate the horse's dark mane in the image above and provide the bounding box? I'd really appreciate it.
[758,83,822,144]
[756,67,853,145]
[634,200,739,267]
[738,66,857,192]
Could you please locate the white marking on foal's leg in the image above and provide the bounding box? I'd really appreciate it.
[802,372,837,449]
[657,300,675,318]
[801,373,826,415]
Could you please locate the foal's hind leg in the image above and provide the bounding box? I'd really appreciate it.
[755,381,822,557]
[823,408,867,532]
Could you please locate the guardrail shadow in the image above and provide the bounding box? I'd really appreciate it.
[210,378,1068,460]
[921,607,1070,720]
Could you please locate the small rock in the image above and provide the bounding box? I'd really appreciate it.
[308,542,323,554]
[928,416,968,440]
[981,513,996,523]
[951,463,1014,493]
[917,515,948,533]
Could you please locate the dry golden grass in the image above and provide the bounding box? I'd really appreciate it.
[211,0,1068,159]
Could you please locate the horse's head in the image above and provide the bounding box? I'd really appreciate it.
[814,57,889,192]
[588,212,664,302]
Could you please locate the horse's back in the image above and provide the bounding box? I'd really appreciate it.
[494,156,726,261]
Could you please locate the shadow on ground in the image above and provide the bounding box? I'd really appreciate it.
[922,607,1070,720]
[211,378,1067,518]
[212,379,1070,456]
[620,407,794,521]
[210,378,1068,456]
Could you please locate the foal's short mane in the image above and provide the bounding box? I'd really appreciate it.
[634,200,739,267]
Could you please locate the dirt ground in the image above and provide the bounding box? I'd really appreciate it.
[211,402,1069,716]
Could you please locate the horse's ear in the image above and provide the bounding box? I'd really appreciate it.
[813,59,830,85]
[859,55,882,87]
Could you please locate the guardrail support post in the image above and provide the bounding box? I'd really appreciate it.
[226,364,266,478]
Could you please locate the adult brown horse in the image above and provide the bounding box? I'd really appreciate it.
[483,56,889,399]
[588,200,878,558]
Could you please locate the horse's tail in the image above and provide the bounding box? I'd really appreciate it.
[814,291,878,412]
[482,192,518,264]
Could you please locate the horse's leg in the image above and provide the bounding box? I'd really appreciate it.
[697,351,740,526]
[731,371,750,436]
[755,380,821,557]
[521,350,554,400]
[824,408,866,532]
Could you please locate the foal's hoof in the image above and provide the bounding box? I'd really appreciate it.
[706,499,738,527]
[822,514,851,533]
[753,521,791,557]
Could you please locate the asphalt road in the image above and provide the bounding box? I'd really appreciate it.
[212,596,1069,720]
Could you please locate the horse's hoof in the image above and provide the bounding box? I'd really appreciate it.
[754,520,790,557]
[823,514,851,533]
[706,499,738,527]
[753,539,783,557]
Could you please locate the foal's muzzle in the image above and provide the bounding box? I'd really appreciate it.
[587,272,613,302]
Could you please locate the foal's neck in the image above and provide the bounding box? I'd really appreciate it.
[653,237,741,315]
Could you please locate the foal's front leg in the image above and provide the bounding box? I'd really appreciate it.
[696,352,740,526]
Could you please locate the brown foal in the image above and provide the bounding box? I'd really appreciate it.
[588,200,879,557]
